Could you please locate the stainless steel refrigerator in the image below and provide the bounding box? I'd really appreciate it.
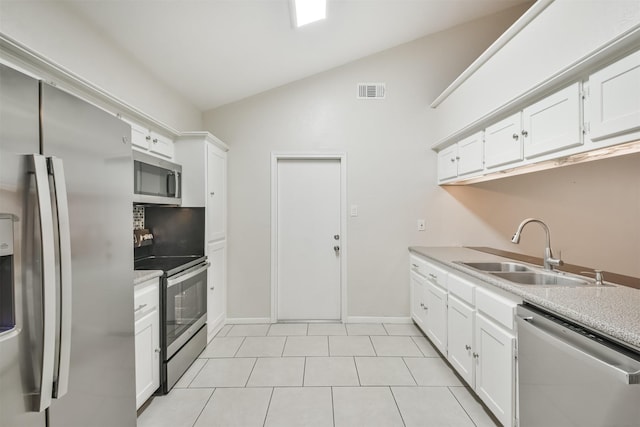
[0,63,136,426]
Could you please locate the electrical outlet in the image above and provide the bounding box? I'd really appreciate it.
[350,205,358,217]
[417,219,426,231]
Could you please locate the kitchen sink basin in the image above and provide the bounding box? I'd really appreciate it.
[490,271,595,287]
[458,261,532,272]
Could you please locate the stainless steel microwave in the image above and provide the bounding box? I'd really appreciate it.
[133,151,182,205]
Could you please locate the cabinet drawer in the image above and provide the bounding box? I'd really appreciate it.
[410,255,448,289]
[134,279,159,322]
[475,287,517,331]
[448,273,475,305]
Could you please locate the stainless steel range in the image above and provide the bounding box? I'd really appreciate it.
[135,255,208,394]
[134,206,208,394]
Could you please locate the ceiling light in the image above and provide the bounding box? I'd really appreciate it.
[291,0,326,28]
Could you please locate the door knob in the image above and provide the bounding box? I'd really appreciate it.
[334,234,340,240]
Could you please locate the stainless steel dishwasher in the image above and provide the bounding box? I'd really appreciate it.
[515,304,640,427]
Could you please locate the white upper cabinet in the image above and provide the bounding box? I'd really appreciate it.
[457,132,484,176]
[522,82,582,158]
[589,49,640,142]
[484,113,522,169]
[125,119,175,159]
[437,144,458,181]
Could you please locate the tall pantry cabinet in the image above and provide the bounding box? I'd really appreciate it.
[175,132,229,342]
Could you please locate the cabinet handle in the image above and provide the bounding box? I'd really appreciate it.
[473,352,479,359]
[210,191,215,196]
[411,263,419,269]
[155,348,161,353]
[521,130,528,137]
[420,303,424,307]
[423,306,428,311]
[210,286,215,290]
[153,138,158,143]
[145,135,151,141]
[428,273,437,280]
[134,303,148,313]
[512,133,519,141]
[450,158,455,163]
[465,345,471,351]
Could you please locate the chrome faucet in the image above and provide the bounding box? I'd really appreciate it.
[511,218,564,271]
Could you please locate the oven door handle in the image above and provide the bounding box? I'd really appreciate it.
[167,262,210,288]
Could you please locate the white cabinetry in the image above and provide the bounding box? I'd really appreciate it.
[408,252,521,427]
[437,132,483,182]
[589,49,640,143]
[485,113,522,169]
[474,287,518,427]
[175,132,229,342]
[522,82,582,158]
[127,119,175,159]
[424,280,448,355]
[134,277,160,410]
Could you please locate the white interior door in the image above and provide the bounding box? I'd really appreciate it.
[276,158,341,320]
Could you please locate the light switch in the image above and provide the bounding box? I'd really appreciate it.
[417,219,426,231]
[350,205,358,217]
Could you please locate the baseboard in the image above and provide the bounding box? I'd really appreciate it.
[225,317,272,324]
[206,313,226,342]
[346,316,413,324]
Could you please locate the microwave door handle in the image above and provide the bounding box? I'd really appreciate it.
[49,157,72,398]
[30,155,56,411]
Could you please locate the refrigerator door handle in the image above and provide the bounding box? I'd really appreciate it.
[49,157,72,398]
[31,155,56,412]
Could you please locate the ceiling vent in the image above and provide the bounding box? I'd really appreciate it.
[357,83,386,100]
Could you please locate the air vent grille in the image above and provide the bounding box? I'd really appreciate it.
[357,83,386,99]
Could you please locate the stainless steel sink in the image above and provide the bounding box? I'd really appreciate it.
[490,271,595,287]
[458,261,532,272]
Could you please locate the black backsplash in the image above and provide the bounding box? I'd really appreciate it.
[138,207,205,258]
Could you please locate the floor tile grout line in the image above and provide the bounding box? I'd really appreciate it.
[353,356,362,386]
[369,335,378,356]
[232,336,246,357]
[185,359,208,388]
[382,323,390,335]
[388,386,408,427]
[244,358,259,388]
[302,356,307,386]
[401,357,419,386]
[330,386,336,427]
[189,388,216,427]
[281,336,287,357]
[446,386,481,427]
[262,387,275,427]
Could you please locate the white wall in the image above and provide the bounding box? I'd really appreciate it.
[203,6,530,320]
[432,0,640,143]
[0,1,202,131]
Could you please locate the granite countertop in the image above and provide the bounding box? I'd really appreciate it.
[134,270,163,286]
[409,246,640,351]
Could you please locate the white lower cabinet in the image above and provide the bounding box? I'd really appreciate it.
[447,295,475,387]
[409,253,520,427]
[424,280,448,355]
[207,240,227,341]
[475,312,516,427]
[134,278,160,409]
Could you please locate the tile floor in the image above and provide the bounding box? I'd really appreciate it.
[138,323,500,427]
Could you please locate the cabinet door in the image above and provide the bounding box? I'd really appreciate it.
[207,144,227,242]
[410,272,427,332]
[475,313,515,427]
[457,132,484,176]
[207,240,226,341]
[522,82,582,158]
[589,49,640,141]
[437,144,458,181]
[484,112,522,168]
[135,307,159,409]
[149,131,174,158]
[447,295,475,387]
[424,281,447,356]
[130,122,150,150]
